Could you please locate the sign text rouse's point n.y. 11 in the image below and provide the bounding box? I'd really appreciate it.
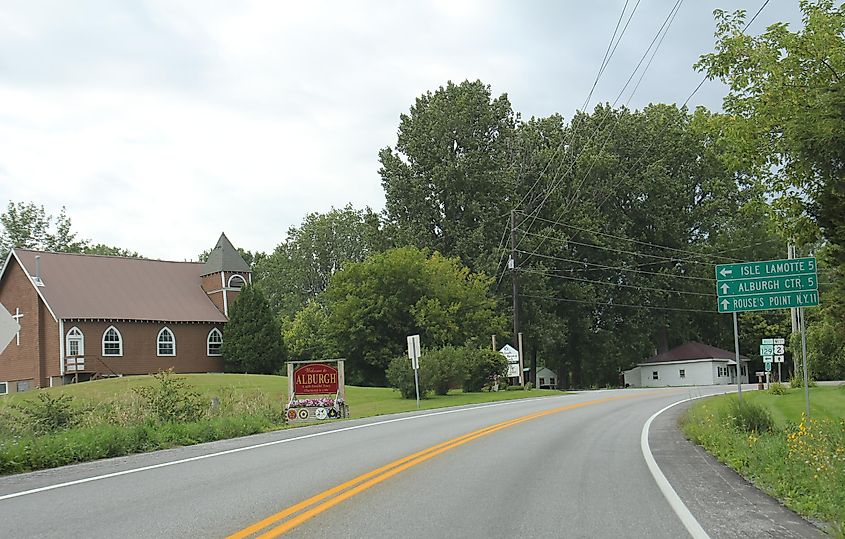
[715,257,819,313]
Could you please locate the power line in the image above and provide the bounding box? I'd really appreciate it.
[515,0,685,259]
[521,293,717,314]
[513,0,641,213]
[514,248,714,281]
[516,211,740,262]
[519,267,715,297]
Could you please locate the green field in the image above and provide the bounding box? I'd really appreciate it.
[682,384,845,533]
[737,385,845,425]
[0,373,562,418]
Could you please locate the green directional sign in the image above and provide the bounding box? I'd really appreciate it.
[715,257,817,281]
[716,274,817,297]
[715,257,819,313]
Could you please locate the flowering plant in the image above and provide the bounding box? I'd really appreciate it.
[287,397,344,408]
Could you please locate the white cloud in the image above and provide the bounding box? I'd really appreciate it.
[0,1,802,259]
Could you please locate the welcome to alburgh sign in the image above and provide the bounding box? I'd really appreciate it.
[294,363,339,395]
[285,359,348,423]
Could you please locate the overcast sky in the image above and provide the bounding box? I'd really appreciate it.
[0,1,801,261]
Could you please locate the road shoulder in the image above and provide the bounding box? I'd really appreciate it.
[649,399,826,538]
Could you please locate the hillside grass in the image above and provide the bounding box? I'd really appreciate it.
[682,385,845,534]
[0,373,562,474]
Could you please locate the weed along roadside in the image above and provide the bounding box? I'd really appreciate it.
[0,371,562,475]
[681,384,845,534]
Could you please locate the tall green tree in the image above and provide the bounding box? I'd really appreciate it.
[221,285,286,374]
[696,0,845,317]
[254,204,385,318]
[379,80,517,272]
[1,201,138,267]
[287,246,506,386]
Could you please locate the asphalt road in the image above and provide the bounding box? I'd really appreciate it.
[0,386,825,538]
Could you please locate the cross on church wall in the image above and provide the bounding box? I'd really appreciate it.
[11,308,23,346]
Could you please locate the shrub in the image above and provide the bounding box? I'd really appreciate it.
[15,393,77,434]
[462,348,508,393]
[423,347,464,395]
[525,382,534,391]
[768,382,788,395]
[386,355,430,399]
[507,384,525,391]
[726,397,774,433]
[790,374,818,389]
[133,369,205,423]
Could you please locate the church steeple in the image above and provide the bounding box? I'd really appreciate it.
[200,233,251,318]
[202,233,250,276]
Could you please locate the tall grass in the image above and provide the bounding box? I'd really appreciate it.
[682,395,845,533]
[0,371,286,474]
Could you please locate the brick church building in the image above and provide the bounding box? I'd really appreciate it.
[0,233,251,394]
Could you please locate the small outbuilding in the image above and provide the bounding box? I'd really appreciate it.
[536,367,557,389]
[623,341,749,388]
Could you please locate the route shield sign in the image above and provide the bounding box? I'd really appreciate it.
[716,257,819,313]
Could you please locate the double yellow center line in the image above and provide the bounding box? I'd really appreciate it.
[228,393,642,538]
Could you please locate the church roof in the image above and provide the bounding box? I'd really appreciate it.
[11,249,227,323]
[202,233,250,276]
[642,341,748,364]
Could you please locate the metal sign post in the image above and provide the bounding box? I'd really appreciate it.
[800,308,810,418]
[733,312,742,401]
[407,334,421,409]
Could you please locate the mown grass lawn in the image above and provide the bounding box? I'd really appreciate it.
[0,373,563,475]
[682,384,845,534]
[1,373,562,417]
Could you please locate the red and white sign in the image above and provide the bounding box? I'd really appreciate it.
[294,363,339,395]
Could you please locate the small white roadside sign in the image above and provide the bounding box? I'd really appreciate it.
[499,344,520,378]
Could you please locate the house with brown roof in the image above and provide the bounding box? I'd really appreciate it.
[0,233,250,394]
[623,341,750,388]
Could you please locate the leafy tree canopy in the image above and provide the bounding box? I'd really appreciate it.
[287,246,506,386]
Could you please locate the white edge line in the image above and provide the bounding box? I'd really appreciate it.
[641,393,718,539]
[0,394,567,502]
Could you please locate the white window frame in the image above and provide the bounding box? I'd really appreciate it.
[157,327,176,357]
[227,274,245,289]
[0,382,7,395]
[652,371,659,380]
[207,328,223,356]
[66,327,84,357]
[101,326,123,357]
[679,369,686,379]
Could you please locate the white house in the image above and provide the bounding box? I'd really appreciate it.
[536,367,557,389]
[623,341,749,388]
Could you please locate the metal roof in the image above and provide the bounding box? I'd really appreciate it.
[644,341,749,363]
[13,249,228,323]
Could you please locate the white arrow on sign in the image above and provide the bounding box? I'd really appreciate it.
[720,283,730,294]
[720,299,729,310]
[719,268,733,277]
[0,303,21,354]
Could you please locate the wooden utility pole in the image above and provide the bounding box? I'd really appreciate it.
[510,210,520,346]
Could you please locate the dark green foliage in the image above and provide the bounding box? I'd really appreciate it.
[379,79,516,272]
[386,355,430,399]
[15,393,77,434]
[222,285,286,374]
[133,370,205,423]
[726,397,774,433]
[423,347,464,395]
[462,348,508,393]
[254,204,386,318]
[0,416,274,475]
[292,246,506,386]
